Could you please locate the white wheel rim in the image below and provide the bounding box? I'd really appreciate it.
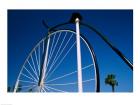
[14,30,97,92]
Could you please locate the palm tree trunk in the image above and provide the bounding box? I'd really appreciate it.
[112,85,115,92]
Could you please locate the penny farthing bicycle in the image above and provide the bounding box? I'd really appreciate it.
[14,13,100,92]
[14,13,132,92]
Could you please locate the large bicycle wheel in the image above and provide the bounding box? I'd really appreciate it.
[14,30,98,92]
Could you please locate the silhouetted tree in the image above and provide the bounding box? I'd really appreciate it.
[8,86,14,92]
[8,86,11,92]
[105,74,118,92]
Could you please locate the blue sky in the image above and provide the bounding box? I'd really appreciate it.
[8,10,133,92]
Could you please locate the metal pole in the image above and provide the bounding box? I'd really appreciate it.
[75,18,83,92]
[39,38,50,89]
[46,15,133,71]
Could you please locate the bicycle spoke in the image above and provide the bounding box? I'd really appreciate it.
[17,84,37,88]
[38,43,41,75]
[45,78,95,86]
[25,85,37,92]
[23,66,38,82]
[44,86,50,92]
[21,73,35,82]
[31,55,39,79]
[46,33,73,78]
[45,64,93,83]
[46,42,76,80]
[47,32,67,73]
[42,87,47,92]
[19,80,37,84]
[42,39,45,53]
[27,60,39,80]
[46,86,67,92]
[35,50,40,76]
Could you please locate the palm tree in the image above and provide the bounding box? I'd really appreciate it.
[8,86,14,92]
[8,86,11,92]
[105,74,118,92]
